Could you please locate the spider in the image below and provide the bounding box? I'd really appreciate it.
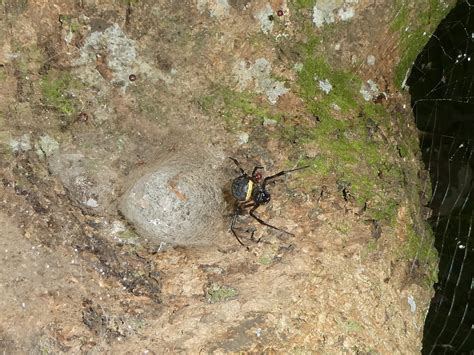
[228,157,308,247]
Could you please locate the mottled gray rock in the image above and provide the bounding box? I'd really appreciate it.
[119,151,226,247]
[9,134,31,152]
[48,152,118,214]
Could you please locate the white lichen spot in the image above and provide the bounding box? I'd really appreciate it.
[263,80,288,104]
[197,0,230,18]
[85,198,99,208]
[37,134,59,158]
[9,134,31,152]
[319,79,333,94]
[74,24,136,89]
[331,103,341,111]
[74,24,171,91]
[360,79,380,101]
[407,295,416,313]
[64,30,74,46]
[255,3,274,34]
[238,132,249,145]
[337,6,355,21]
[293,62,304,72]
[157,242,166,252]
[367,55,376,66]
[111,220,127,234]
[232,58,289,104]
[401,68,411,90]
[313,0,357,28]
[313,6,335,27]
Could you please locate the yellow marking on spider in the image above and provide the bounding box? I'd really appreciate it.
[245,180,254,201]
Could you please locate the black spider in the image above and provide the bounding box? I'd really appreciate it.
[228,157,308,247]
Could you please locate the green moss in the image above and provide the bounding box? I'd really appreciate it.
[367,239,378,253]
[118,229,141,244]
[288,38,404,224]
[197,87,281,131]
[390,0,410,33]
[397,143,409,158]
[40,70,79,117]
[206,283,238,303]
[370,199,399,226]
[0,67,6,81]
[336,318,363,334]
[392,0,456,87]
[196,94,215,112]
[291,346,313,355]
[8,43,44,86]
[333,220,351,234]
[298,39,360,119]
[258,255,273,265]
[59,14,80,32]
[293,0,315,10]
[0,130,12,156]
[297,156,332,177]
[2,0,28,16]
[58,14,72,24]
[0,130,11,144]
[404,223,438,285]
[117,0,139,5]
[395,31,428,87]
[222,89,273,121]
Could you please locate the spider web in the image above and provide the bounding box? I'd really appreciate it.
[407,1,474,353]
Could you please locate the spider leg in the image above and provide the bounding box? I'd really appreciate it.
[251,166,264,176]
[238,202,261,244]
[262,165,309,187]
[250,230,262,243]
[241,201,255,209]
[249,205,294,236]
[230,211,246,247]
[229,157,246,175]
[230,202,256,249]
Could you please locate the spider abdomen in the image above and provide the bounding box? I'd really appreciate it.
[231,175,254,201]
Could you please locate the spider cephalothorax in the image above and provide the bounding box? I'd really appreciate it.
[228,157,308,247]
